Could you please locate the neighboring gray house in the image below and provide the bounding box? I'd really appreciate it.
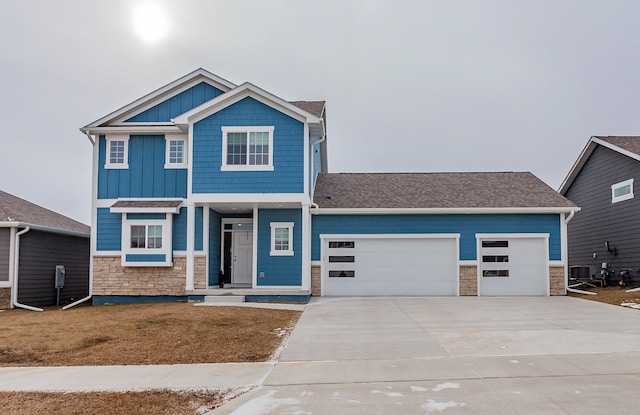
[0,190,90,309]
[560,136,640,287]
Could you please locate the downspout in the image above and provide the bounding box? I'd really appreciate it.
[64,132,95,309]
[310,118,326,209]
[563,211,594,295]
[12,227,44,311]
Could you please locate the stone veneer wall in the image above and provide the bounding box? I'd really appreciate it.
[549,266,566,296]
[0,287,10,309]
[311,266,321,296]
[459,265,478,296]
[93,255,207,296]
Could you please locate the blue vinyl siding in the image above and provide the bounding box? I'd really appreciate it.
[311,214,562,261]
[96,208,122,250]
[125,254,166,262]
[98,135,187,199]
[172,207,203,251]
[310,138,322,195]
[192,97,304,194]
[208,209,222,286]
[127,213,166,220]
[125,82,224,122]
[257,209,302,286]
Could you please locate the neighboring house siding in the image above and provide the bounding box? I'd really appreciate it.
[17,231,89,306]
[311,214,561,261]
[97,208,122,251]
[564,145,640,272]
[192,97,305,194]
[125,82,224,122]
[0,228,9,282]
[98,135,187,199]
[257,209,302,286]
[208,209,221,286]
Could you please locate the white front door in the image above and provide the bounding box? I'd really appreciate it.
[232,231,253,285]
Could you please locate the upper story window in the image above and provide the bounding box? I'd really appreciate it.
[221,126,274,171]
[165,135,188,168]
[270,222,294,256]
[105,135,129,169]
[612,178,634,203]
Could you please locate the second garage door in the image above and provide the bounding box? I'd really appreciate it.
[322,236,458,296]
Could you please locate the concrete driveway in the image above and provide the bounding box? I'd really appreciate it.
[214,296,640,414]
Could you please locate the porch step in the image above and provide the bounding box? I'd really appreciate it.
[203,295,245,304]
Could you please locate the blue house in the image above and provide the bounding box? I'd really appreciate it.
[81,69,578,304]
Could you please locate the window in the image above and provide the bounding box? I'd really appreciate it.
[329,241,355,249]
[482,240,508,248]
[329,270,355,278]
[329,256,355,263]
[483,270,509,277]
[221,126,274,171]
[612,179,634,203]
[270,222,294,256]
[165,136,187,168]
[482,255,509,263]
[130,224,162,249]
[105,136,128,169]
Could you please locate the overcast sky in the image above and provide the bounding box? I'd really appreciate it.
[2,0,640,225]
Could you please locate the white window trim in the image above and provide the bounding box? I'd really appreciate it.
[121,215,173,267]
[221,126,275,171]
[611,178,634,203]
[270,222,294,256]
[164,134,188,168]
[105,135,129,169]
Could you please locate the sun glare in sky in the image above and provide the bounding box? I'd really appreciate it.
[133,2,170,43]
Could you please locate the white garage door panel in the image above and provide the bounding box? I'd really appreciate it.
[479,238,547,296]
[324,237,457,296]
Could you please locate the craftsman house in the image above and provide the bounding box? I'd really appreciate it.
[560,136,640,287]
[81,68,578,304]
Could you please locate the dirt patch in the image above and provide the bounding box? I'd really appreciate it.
[0,388,233,415]
[0,302,300,366]
[568,286,640,307]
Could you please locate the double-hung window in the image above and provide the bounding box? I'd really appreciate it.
[105,135,129,169]
[130,224,163,249]
[270,222,294,256]
[165,135,188,168]
[221,126,274,171]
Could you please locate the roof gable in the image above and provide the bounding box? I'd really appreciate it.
[82,68,236,129]
[560,136,640,195]
[314,172,577,211]
[0,190,90,235]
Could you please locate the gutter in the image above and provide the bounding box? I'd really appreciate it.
[11,227,44,312]
[0,222,89,238]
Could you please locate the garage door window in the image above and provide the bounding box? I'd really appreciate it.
[329,241,355,248]
[329,270,355,278]
[482,240,509,278]
[329,256,355,263]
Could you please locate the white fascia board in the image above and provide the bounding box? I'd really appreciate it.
[558,138,597,194]
[311,207,580,215]
[475,233,550,239]
[592,137,640,163]
[0,222,89,238]
[173,82,322,126]
[319,233,460,240]
[190,193,310,204]
[82,69,236,129]
[81,126,183,134]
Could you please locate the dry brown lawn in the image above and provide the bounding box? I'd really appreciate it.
[567,285,640,307]
[0,302,300,366]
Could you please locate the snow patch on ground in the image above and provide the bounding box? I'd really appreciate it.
[508,359,520,364]
[421,399,467,413]
[228,389,304,415]
[268,319,298,362]
[411,386,429,392]
[621,302,640,310]
[432,382,460,392]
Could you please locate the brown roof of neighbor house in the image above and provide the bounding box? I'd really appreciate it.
[594,136,640,156]
[313,172,577,209]
[289,101,325,118]
[0,190,90,235]
[111,200,183,209]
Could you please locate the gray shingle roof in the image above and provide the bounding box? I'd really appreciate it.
[0,190,90,235]
[595,136,640,156]
[289,101,325,118]
[313,172,576,209]
[111,200,183,209]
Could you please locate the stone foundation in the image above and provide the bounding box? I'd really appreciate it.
[311,266,321,296]
[93,255,207,296]
[0,287,10,309]
[549,266,566,296]
[459,265,478,296]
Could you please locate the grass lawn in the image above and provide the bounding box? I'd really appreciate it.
[0,302,300,414]
[567,285,640,307]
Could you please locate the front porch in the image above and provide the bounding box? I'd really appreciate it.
[187,287,312,304]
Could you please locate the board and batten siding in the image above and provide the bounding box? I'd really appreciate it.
[191,97,305,194]
[97,135,187,199]
[564,145,640,273]
[17,230,89,306]
[0,228,10,282]
[311,214,562,262]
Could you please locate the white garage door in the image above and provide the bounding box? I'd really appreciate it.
[322,236,458,296]
[478,237,548,296]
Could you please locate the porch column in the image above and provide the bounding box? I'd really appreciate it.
[185,202,195,291]
[301,203,311,291]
